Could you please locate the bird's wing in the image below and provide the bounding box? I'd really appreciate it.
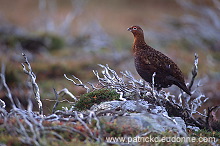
[142,48,186,83]
[141,50,174,74]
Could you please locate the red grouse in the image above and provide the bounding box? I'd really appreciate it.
[128,25,191,95]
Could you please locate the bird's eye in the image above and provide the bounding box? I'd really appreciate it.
[133,27,137,30]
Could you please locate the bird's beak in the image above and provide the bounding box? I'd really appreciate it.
[127,27,132,32]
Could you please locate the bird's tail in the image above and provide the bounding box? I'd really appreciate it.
[176,82,191,95]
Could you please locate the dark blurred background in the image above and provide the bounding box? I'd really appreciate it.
[0,0,219,114]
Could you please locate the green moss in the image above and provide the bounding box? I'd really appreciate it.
[74,89,120,111]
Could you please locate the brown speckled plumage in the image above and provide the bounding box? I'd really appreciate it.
[128,25,191,95]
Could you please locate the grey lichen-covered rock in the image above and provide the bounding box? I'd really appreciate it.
[91,100,187,136]
[99,113,187,136]
[90,100,168,115]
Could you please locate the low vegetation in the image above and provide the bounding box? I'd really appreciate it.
[0,54,219,145]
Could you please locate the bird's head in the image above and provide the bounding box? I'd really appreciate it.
[127,25,144,36]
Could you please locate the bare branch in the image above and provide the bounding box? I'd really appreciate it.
[0,63,17,109]
[188,53,199,91]
[0,98,5,109]
[151,72,157,98]
[57,88,78,101]
[74,111,97,140]
[88,111,102,142]
[52,88,59,114]
[21,53,43,115]
[64,74,90,93]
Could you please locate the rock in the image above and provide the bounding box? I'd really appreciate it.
[91,100,187,136]
[99,113,187,136]
[90,100,168,115]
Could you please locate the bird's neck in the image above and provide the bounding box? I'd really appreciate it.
[133,34,147,53]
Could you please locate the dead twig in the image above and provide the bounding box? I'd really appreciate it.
[57,88,77,101]
[0,63,17,109]
[74,111,97,140]
[64,74,90,93]
[52,88,59,114]
[21,53,43,115]
[188,53,198,92]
